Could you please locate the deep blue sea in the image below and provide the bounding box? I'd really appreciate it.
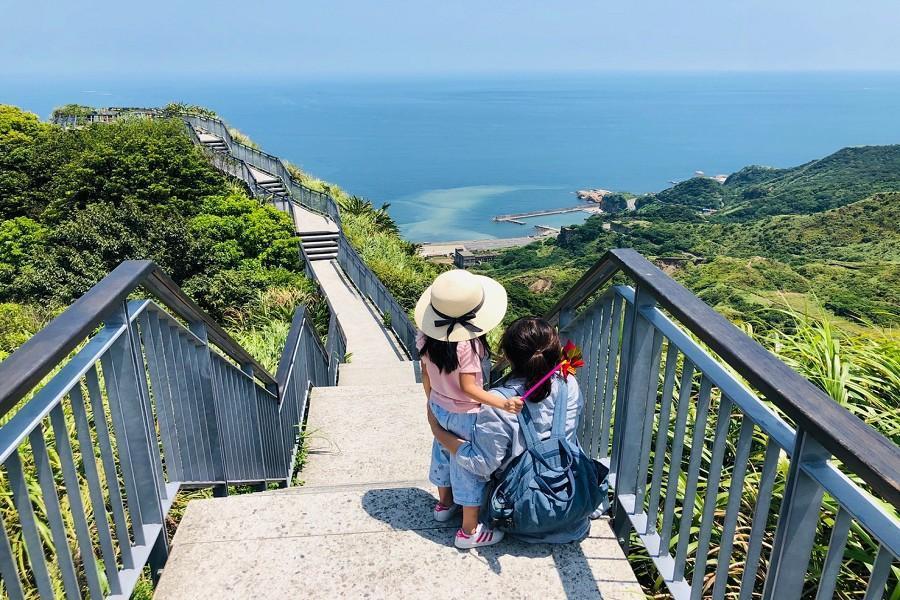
[5,72,900,241]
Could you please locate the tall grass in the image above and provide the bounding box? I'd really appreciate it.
[630,308,899,598]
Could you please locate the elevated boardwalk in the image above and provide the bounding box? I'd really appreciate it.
[157,115,641,598]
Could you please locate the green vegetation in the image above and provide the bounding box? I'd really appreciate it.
[633,144,900,220]
[475,148,900,600]
[284,161,442,311]
[0,104,328,598]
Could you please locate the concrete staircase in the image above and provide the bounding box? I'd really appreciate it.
[197,131,229,153]
[301,230,340,261]
[156,354,643,599]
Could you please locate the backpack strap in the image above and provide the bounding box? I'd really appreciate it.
[493,383,542,450]
[550,376,569,440]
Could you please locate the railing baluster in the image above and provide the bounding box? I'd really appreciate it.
[143,311,182,481]
[673,375,713,581]
[711,417,755,600]
[599,294,624,459]
[689,395,734,598]
[738,439,781,600]
[814,507,852,600]
[127,312,167,500]
[646,344,679,534]
[574,307,596,445]
[612,284,658,540]
[634,329,664,514]
[4,451,54,598]
[0,510,25,600]
[179,334,212,482]
[70,382,123,593]
[188,323,226,490]
[587,296,614,458]
[762,431,828,600]
[30,423,82,599]
[85,366,134,570]
[163,324,197,481]
[99,346,146,546]
[49,405,105,598]
[863,545,892,600]
[658,358,695,556]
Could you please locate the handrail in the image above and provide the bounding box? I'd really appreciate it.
[550,248,900,508]
[0,260,275,418]
[181,112,419,360]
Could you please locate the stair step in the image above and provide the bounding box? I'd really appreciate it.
[338,362,419,386]
[303,240,339,249]
[306,253,337,261]
[301,232,340,240]
[305,246,339,255]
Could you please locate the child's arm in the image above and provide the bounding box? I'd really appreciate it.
[421,363,432,400]
[459,373,522,414]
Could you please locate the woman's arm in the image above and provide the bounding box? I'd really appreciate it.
[459,373,522,414]
[427,405,465,454]
[454,409,514,478]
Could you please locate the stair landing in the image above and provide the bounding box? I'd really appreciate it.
[157,372,643,598]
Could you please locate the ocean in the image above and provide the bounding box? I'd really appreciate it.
[5,72,900,241]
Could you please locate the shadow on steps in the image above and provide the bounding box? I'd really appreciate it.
[361,486,609,599]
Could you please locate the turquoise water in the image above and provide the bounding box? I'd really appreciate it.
[5,72,900,241]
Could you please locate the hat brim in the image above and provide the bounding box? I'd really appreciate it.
[414,275,508,342]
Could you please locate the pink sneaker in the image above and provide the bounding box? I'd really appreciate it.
[454,524,504,549]
[433,502,460,522]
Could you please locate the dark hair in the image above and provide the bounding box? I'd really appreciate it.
[501,317,560,403]
[418,335,490,374]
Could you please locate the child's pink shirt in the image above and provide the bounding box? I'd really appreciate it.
[417,331,484,414]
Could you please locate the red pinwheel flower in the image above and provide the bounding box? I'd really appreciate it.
[559,340,584,379]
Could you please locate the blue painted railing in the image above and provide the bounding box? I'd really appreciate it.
[182,113,418,360]
[0,261,341,598]
[548,249,899,599]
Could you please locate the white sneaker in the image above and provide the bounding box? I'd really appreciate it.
[433,502,460,522]
[454,524,504,549]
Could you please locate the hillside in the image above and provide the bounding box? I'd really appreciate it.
[475,188,900,329]
[634,144,900,220]
[0,105,323,364]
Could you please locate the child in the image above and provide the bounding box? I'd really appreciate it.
[414,269,520,549]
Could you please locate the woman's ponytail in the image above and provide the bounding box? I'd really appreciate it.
[501,318,561,402]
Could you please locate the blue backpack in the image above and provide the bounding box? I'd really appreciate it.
[488,379,609,536]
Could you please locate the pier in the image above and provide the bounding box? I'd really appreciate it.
[492,204,596,223]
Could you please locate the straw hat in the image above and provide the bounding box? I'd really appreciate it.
[415,270,508,342]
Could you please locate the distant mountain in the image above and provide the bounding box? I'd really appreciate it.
[637,145,900,220]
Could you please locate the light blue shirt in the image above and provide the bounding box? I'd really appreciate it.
[455,375,589,544]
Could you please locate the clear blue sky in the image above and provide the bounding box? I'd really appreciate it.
[3,0,900,77]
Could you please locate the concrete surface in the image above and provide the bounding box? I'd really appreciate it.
[157,484,644,600]
[310,260,407,366]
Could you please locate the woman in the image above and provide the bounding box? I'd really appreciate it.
[427,316,590,544]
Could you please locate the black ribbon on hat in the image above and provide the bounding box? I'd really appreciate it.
[432,296,485,338]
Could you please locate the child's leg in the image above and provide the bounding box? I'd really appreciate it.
[438,486,453,506]
[461,506,479,534]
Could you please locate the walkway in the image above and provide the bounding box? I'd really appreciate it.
[158,123,643,598]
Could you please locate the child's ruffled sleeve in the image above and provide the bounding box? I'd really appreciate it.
[456,341,481,374]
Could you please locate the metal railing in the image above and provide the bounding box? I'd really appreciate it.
[0,261,339,598]
[543,248,899,599]
[181,113,418,360]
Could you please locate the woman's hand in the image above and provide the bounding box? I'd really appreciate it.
[502,398,523,414]
[427,405,465,455]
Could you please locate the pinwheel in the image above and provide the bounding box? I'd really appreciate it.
[520,340,585,401]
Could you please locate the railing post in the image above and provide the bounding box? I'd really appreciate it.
[762,430,827,599]
[611,284,658,544]
[190,322,229,497]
